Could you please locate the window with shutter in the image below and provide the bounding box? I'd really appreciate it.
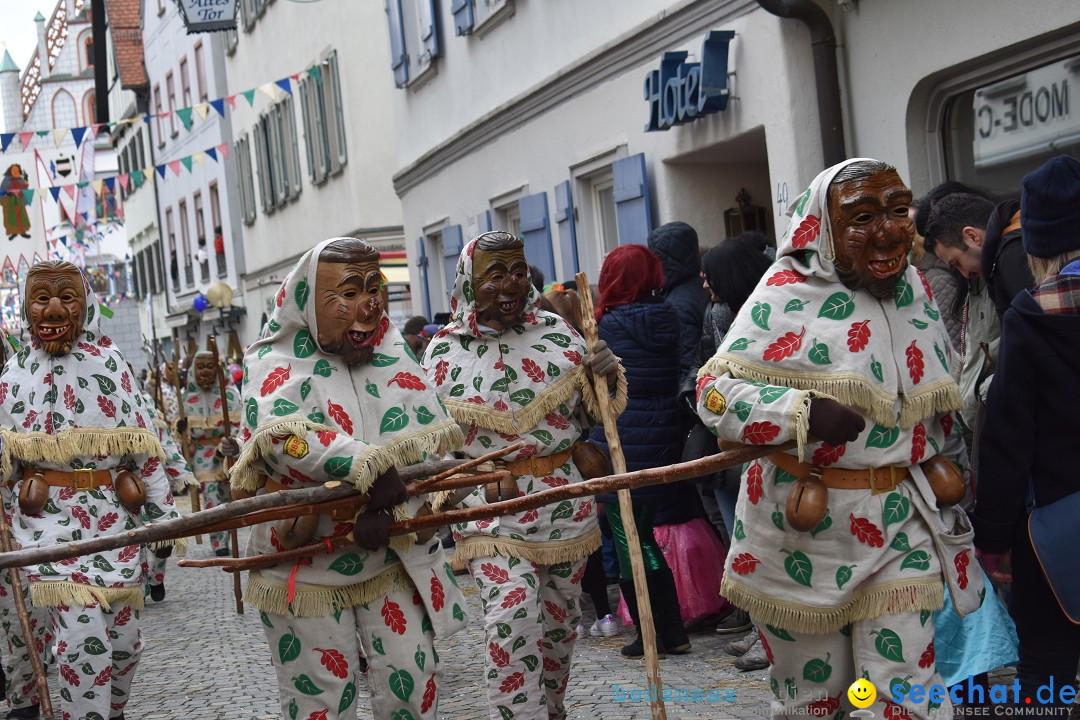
[451,0,474,35]
[612,153,653,245]
[518,192,555,283]
[553,180,578,277]
[323,51,347,172]
[415,236,431,319]
[386,0,409,88]
[441,225,463,305]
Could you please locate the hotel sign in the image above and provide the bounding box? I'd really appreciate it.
[645,30,735,132]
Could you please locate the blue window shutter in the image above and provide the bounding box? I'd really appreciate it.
[476,209,492,233]
[451,0,474,35]
[612,153,653,245]
[441,224,464,307]
[415,235,431,319]
[421,0,440,59]
[519,192,556,283]
[553,180,578,276]
[386,0,409,88]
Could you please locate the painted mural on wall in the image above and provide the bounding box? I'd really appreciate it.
[0,164,31,240]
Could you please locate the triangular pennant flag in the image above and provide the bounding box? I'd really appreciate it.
[76,181,89,189]
[168,160,181,176]
[58,234,67,247]
[210,98,226,118]
[307,65,322,84]
[242,89,256,106]
[53,129,68,148]
[18,132,33,150]
[290,73,301,82]
[194,103,210,121]
[217,143,229,160]
[180,156,193,173]
[131,170,144,186]
[206,147,218,162]
[49,187,61,201]
[71,126,88,148]
[176,107,194,130]
[104,177,115,193]
[156,165,167,179]
[91,123,104,139]
[192,152,206,166]
[36,130,49,137]
[117,174,129,191]
[0,134,13,152]
[225,95,238,110]
[80,211,89,222]
[258,83,278,101]
[145,114,154,125]
[275,78,292,95]
[91,179,103,194]
[21,189,34,206]
[63,184,77,199]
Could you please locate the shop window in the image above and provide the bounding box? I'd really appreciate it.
[940,52,1080,198]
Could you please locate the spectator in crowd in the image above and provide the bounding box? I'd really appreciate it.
[980,199,1029,320]
[403,315,430,357]
[974,154,1080,717]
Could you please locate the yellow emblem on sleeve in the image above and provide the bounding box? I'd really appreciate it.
[704,388,727,415]
[283,435,309,459]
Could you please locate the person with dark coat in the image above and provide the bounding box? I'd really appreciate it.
[974,155,1080,718]
[647,222,710,396]
[588,244,693,658]
[980,199,1031,320]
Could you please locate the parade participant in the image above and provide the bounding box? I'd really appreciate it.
[232,237,467,720]
[181,350,240,556]
[421,231,625,720]
[1,260,182,720]
[696,160,978,720]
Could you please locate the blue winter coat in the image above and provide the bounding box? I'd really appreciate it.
[590,298,699,523]
[648,224,710,392]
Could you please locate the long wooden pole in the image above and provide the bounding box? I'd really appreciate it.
[574,273,666,719]
[208,334,243,614]
[0,507,53,720]
[172,340,201,544]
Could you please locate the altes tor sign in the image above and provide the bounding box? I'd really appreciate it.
[176,0,237,33]
[645,30,735,132]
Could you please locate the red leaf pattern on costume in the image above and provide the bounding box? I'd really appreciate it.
[695,374,716,403]
[77,342,101,357]
[430,569,445,612]
[97,395,116,418]
[260,366,291,397]
[465,396,485,405]
[326,400,354,435]
[543,657,560,672]
[906,341,924,384]
[759,631,775,664]
[135,413,146,429]
[518,508,539,523]
[811,442,846,467]
[545,412,570,431]
[422,675,436,714]
[849,514,885,548]
[71,506,91,530]
[522,358,545,383]
[22,410,38,429]
[501,587,527,608]
[572,500,593,522]
[766,269,807,286]
[499,672,525,694]
[731,553,760,575]
[388,371,427,390]
[372,316,390,347]
[791,215,820,248]
[269,527,286,552]
[489,642,511,668]
[916,269,933,302]
[99,336,112,348]
[911,422,926,465]
[70,571,90,585]
[314,648,349,679]
[464,424,478,446]
[92,667,111,688]
[571,562,587,585]
[493,399,508,412]
[0,382,6,403]
[44,411,54,434]
[97,512,118,532]
[940,413,954,437]
[118,545,140,563]
[64,385,76,410]
[381,598,407,635]
[918,640,935,668]
[121,372,132,394]
[317,430,337,447]
[305,712,328,720]
[140,456,160,478]
[847,320,871,352]
[742,422,781,445]
[60,664,80,687]
[434,360,449,385]
[955,548,971,589]
[763,327,806,362]
[545,600,567,623]
[746,461,764,505]
[563,350,582,365]
[287,466,316,485]
[276,284,286,307]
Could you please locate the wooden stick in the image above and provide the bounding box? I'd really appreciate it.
[0,510,53,720]
[209,333,244,615]
[575,272,666,720]
[409,441,525,492]
[0,455,516,570]
[173,341,201,545]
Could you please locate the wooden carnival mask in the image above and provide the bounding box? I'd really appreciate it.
[827,163,915,299]
[472,233,530,331]
[25,261,85,356]
[314,239,384,366]
[193,353,218,390]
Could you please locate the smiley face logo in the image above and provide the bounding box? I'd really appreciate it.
[847,678,877,708]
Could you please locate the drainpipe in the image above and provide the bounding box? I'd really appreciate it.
[756,0,845,166]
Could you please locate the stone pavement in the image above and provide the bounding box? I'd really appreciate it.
[91,527,774,720]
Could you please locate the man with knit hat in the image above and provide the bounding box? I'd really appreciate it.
[696,160,981,720]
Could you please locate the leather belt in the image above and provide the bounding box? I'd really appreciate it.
[194,436,223,446]
[23,467,113,491]
[487,443,579,503]
[769,452,908,495]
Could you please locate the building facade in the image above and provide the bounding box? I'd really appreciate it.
[388,0,1080,317]
[222,0,406,342]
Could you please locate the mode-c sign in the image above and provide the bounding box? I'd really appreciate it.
[645,30,734,132]
[176,0,237,33]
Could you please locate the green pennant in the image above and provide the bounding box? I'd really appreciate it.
[76,181,89,189]
[130,170,144,186]
[98,303,114,319]
[180,156,193,173]
[21,189,34,206]
[176,107,194,130]
[242,89,256,106]
[36,130,49,137]
[307,66,322,84]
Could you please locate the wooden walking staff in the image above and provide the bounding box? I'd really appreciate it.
[0,510,54,720]
[173,341,202,544]
[575,271,667,720]
[208,333,244,614]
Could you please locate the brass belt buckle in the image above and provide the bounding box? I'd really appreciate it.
[867,466,897,495]
[73,468,94,492]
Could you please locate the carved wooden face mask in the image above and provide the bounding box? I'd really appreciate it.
[473,247,530,331]
[827,169,915,299]
[314,257,384,366]
[193,354,217,390]
[26,266,85,356]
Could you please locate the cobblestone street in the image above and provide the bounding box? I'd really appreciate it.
[103,527,774,720]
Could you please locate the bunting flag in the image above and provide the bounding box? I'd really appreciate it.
[193,103,210,121]
[21,189,34,206]
[192,152,205,166]
[206,147,217,162]
[52,128,68,148]
[167,160,181,176]
[117,174,130,191]
[19,132,33,151]
[0,134,13,152]
[176,107,194,130]
[241,88,256,106]
[180,156,193,173]
[274,78,292,95]
[49,187,61,201]
[210,98,226,118]
[225,95,238,110]
[308,65,322,83]
[71,126,88,148]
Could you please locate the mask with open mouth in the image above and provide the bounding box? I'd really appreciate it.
[828,167,915,300]
[315,239,385,366]
[25,260,85,356]
[473,233,530,332]
[193,352,218,390]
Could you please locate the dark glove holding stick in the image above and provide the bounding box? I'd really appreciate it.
[807,397,865,446]
[217,436,240,458]
[175,417,188,435]
[353,510,392,551]
[366,467,407,512]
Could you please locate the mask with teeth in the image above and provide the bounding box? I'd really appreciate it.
[25,261,85,356]
[827,167,915,300]
[193,353,217,390]
[314,239,384,366]
[473,233,530,332]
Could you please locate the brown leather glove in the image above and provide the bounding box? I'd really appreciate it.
[218,436,240,458]
[808,397,865,446]
[367,467,407,512]
[353,510,391,551]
